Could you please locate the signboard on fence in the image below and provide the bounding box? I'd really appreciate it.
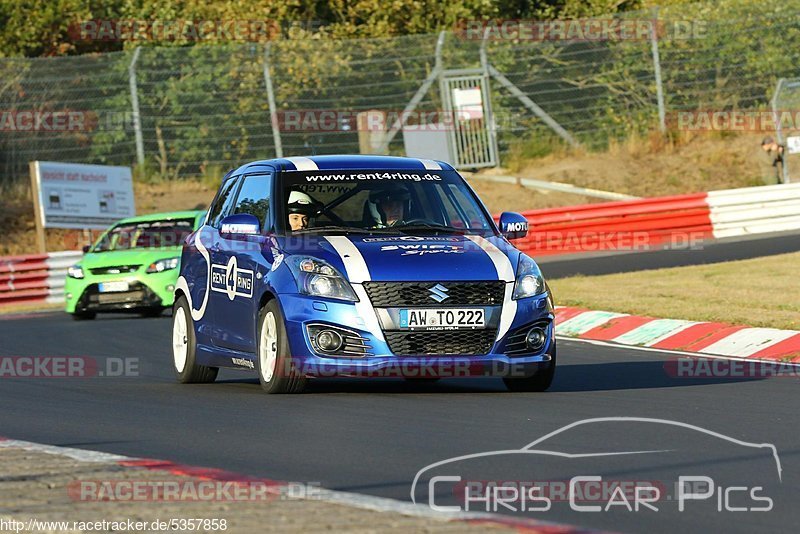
[29,161,135,230]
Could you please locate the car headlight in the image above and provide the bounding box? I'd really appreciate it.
[67,265,84,279]
[146,257,180,273]
[287,256,358,302]
[512,254,546,300]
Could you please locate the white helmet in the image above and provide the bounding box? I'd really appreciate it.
[287,190,316,215]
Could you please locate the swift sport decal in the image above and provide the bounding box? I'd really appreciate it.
[379,244,465,256]
[362,236,460,243]
[210,256,254,300]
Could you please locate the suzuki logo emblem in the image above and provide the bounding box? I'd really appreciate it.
[428,283,450,303]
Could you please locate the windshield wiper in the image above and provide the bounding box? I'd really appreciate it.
[395,223,464,233]
[293,225,399,235]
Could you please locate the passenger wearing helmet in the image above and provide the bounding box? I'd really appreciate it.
[363,183,411,228]
[287,190,317,231]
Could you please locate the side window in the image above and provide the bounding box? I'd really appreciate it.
[448,184,488,229]
[232,174,272,229]
[209,177,240,229]
[438,184,488,229]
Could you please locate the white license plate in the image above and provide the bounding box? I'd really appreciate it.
[399,308,485,330]
[98,281,130,293]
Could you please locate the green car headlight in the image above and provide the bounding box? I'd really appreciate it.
[146,257,180,274]
[67,265,85,279]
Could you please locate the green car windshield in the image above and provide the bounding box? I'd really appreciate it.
[93,219,196,252]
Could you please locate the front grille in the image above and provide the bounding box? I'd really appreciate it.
[79,282,161,309]
[89,265,140,275]
[363,281,505,307]
[384,330,496,355]
[94,290,146,304]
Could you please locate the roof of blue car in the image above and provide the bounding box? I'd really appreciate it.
[230,155,454,176]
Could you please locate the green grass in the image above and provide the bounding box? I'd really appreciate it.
[549,252,800,331]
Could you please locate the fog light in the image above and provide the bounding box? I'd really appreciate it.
[525,327,547,351]
[166,284,175,292]
[65,292,73,299]
[316,329,343,352]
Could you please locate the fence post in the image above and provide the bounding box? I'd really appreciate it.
[650,8,667,133]
[128,46,145,167]
[263,43,283,158]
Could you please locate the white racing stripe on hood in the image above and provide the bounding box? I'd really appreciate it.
[466,235,517,341]
[419,159,442,170]
[324,236,385,343]
[324,236,370,283]
[286,156,318,171]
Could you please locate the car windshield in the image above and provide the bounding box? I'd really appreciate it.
[92,218,196,252]
[281,169,495,234]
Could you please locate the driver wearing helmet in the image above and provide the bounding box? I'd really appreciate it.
[287,190,317,231]
[364,183,411,228]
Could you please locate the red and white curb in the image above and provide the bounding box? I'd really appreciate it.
[555,307,800,362]
[0,437,592,534]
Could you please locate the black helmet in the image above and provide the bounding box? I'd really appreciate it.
[368,183,410,204]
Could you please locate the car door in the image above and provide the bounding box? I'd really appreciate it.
[206,175,242,348]
[212,172,273,354]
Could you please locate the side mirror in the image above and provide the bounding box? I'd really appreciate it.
[220,213,261,237]
[82,244,91,253]
[499,212,529,240]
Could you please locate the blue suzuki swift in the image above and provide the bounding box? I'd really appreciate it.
[172,155,555,393]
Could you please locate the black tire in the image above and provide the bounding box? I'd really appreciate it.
[503,339,557,392]
[71,310,96,321]
[172,295,218,384]
[255,300,306,394]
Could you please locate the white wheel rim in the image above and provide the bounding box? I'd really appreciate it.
[260,311,278,382]
[173,307,188,373]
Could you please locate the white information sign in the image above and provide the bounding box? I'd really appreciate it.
[31,161,135,229]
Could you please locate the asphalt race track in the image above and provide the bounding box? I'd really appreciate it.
[1,313,798,533]
[538,230,800,279]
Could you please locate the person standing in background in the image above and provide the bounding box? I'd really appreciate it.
[761,136,785,183]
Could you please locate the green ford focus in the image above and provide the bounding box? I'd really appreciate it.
[64,210,206,320]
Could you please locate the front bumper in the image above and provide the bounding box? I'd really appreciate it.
[64,271,179,313]
[278,291,555,379]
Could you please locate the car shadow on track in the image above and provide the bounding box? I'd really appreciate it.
[213,359,767,394]
[214,377,508,394]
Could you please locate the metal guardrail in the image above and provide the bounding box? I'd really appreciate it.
[0,251,82,307]
[708,183,800,238]
[508,183,800,256]
[512,192,714,256]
